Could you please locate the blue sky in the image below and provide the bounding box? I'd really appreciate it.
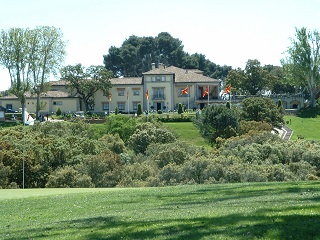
[1,0,319,90]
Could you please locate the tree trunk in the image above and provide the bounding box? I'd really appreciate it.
[36,90,40,119]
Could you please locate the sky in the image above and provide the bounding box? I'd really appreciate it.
[0,0,320,91]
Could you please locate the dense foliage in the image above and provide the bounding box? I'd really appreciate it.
[194,104,240,144]
[103,32,231,80]
[282,27,320,107]
[0,107,319,188]
[60,64,113,112]
[241,97,285,127]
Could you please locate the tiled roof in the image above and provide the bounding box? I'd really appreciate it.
[42,91,74,98]
[110,77,142,85]
[49,79,68,86]
[0,91,74,99]
[49,78,143,86]
[143,68,175,75]
[143,66,220,83]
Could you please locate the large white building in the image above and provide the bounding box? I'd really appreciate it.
[0,63,305,115]
[0,64,221,115]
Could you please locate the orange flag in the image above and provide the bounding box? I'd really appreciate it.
[202,87,209,97]
[145,90,149,100]
[181,86,188,95]
[224,85,231,93]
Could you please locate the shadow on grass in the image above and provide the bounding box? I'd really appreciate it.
[9,208,320,240]
[297,107,320,118]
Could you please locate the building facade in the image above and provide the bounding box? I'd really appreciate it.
[0,64,305,115]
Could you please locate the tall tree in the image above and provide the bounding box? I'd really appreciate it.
[194,104,239,144]
[263,65,296,94]
[225,59,269,95]
[282,27,320,107]
[0,28,31,121]
[28,26,67,118]
[0,27,66,120]
[103,32,231,80]
[60,64,112,112]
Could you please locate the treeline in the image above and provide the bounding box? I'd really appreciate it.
[0,114,319,188]
[103,32,231,79]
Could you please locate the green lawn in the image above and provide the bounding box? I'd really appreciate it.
[164,121,211,148]
[284,115,320,140]
[1,182,319,239]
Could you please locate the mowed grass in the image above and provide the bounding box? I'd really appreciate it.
[284,115,320,140]
[1,182,320,239]
[164,122,211,148]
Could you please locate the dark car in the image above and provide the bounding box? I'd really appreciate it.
[5,109,18,113]
[0,106,18,113]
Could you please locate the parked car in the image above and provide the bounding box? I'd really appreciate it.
[0,106,18,113]
[5,108,18,113]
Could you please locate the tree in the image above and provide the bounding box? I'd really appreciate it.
[225,59,271,95]
[0,28,31,121]
[60,64,112,112]
[263,65,295,94]
[137,103,143,116]
[28,26,67,118]
[0,27,67,120]
[194,104,239,144]
[178,103,183,114]
[128,122,176,154]
[282,27,320,108]
[241,97,284,127]
[103,32,231,80]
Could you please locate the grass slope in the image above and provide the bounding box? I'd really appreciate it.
[1,182,319,239]
[164,122,210,148]
[284,115,320,140]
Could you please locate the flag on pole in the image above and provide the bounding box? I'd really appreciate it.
[202,87,209,97]
[180,86,188,95]
[145,90,149,100]
[24,110,34,126]
[224,85,231,94]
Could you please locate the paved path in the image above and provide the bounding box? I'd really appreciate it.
[281,125,293,140]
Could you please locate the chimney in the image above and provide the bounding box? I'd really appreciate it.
[151,63,156,70]
[158,63,164,69]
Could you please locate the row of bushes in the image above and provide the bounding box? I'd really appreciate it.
[0,119,319,188]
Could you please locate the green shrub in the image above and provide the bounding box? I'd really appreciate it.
[56,108,62,116]
[128,122,176,154]
[137,103,143,116]
[46,166,94,188]
[178,103,183,114]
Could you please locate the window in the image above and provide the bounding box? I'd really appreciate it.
[53,101,63,105]
[6,104,12,110]
[133,90,140,96]
[161,76,166,81]
[118,89,125,96]
[153,88,164,99]
[156,76,161,81]
[117,102,125,111]
[102,102,109,111]
[151,76,156,82]
[87,104,94,110]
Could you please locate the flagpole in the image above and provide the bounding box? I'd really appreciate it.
[229,85,231,106]
[127,87,129,114]
[207,85,209,106]
[187,85,189,113]
[23,115,25,189]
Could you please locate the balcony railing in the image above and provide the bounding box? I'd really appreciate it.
[152,94,166,100]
